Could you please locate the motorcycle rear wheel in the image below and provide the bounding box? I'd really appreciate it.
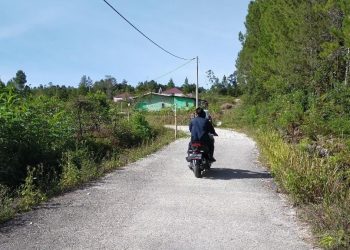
[192,160,202,178]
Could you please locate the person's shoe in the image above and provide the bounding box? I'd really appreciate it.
[210,157,216,162]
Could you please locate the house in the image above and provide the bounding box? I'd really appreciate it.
[113,93,134,103]
[134,92,207,111]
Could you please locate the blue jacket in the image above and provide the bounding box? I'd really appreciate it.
[189,116,216,142]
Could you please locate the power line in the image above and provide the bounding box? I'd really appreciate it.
[151,58,195,81]
[102,0,194,61]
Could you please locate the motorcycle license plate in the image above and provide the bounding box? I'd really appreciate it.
[190,154,202,159]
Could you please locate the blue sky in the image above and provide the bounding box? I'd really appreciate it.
[0,0,251,88]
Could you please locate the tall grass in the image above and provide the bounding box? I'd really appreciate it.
[221,106,350,249]
[256,130,349,248]
[0,185,14,223]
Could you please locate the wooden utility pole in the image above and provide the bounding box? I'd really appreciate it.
[196,56,199,108]
[174,103,177,139]
[127,103,130,121]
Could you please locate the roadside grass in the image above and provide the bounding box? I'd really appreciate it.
[257,130,349,249]
[0,185,15,223]
[60,126,184,192]
[144,109,193,127]
[0,126,184,224]
[221,108,350,249]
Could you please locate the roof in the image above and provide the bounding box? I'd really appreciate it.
[135,92,208,105]
[136,92,193,99]
[162,87,183,95]
[114,93,134,99]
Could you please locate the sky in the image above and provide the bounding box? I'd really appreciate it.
[0,0,251,88]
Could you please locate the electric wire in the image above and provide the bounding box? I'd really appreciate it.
[151,58,195,81]
[102,0,194,61]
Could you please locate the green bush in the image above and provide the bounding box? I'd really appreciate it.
[0,89,75,189]
[113,120,137,148]
[0,184,14,223]
[19,167,46,211]
[130,112,153,141]
[60,151,82,190]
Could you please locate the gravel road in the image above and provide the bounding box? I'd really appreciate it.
[0,127,315,250]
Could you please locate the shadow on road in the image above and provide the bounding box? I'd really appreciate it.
[0,217,27,234]
[203,168,272,180]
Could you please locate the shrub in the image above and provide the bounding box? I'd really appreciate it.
[0,184,14,223]
[60,152,81,190]
[129,112,153,141]
[113,120,136,148]
[0,89,75,189]
[19,167,46,211]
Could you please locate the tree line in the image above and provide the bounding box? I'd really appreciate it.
[1,69,241,101]
[236,0,350,138]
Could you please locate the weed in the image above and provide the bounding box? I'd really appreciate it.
[60,152,81,191]
[19,167,46,211]
[0,184,15,223]
[222,106,350,249]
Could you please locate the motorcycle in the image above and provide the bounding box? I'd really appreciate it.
[186,141,212,178]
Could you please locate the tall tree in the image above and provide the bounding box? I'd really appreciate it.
[93,75,117,99]
[184,77,189,86]
[181,77,196,94]
[167,78,175,89]
[7,70,27,90]
[78,75,93,95]
[15,70,27,90]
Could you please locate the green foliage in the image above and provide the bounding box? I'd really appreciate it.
[6,70,27,90]
[129,112,153,141]
[205,70,241,97]
[301,84,350,137]
[0,184,14,223]
[78,75,93,95]
[0,79,5,89]
[232,1,350,246]
[181,77,196,94]
[167,78,175,89]
[0,88,75,189]
[224,98,350,248]
[19,167,46,211]
[0,70,182,223]
[60,152,81,190]
[14,70,27,90]
[256,129,349,248]
[113,119,138,148]
[237,0,350,100]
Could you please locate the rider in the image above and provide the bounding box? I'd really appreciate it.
[189,107,217,161]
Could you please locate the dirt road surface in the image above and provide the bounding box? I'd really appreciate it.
[0,127,314,249]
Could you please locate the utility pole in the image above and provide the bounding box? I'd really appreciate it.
[174,103,177,139]
[345,48,350,86]
[196,56,199,108]
[127,103,130,121]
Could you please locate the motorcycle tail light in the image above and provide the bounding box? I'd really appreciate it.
[191,142,202,147]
